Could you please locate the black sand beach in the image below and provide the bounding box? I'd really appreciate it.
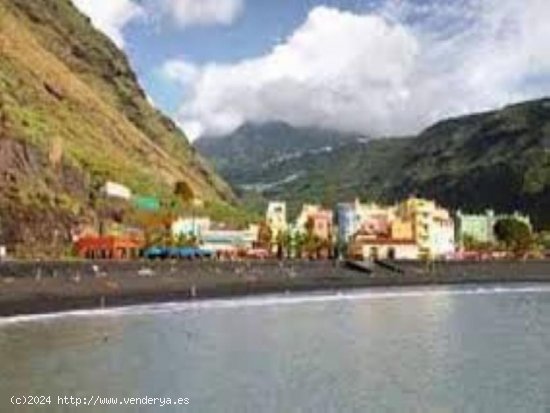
[1,260,550,317]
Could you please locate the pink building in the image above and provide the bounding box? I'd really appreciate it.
[360,213,391,236]
[296,205,334,241]
[310,211,333,240]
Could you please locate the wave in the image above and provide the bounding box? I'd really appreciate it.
[1,283,549,327]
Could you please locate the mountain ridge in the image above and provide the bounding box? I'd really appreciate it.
[196,121,367,183]
[196,99,550,228]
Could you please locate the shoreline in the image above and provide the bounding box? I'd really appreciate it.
[4,283,550,325]
[1,260,550,317]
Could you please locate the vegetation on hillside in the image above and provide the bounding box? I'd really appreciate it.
[196,121,363,183]
[197,99,550,229]
[0,0,236,255]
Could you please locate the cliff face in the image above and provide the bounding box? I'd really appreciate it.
[0,0,234,254]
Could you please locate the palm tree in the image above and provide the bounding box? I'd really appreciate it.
[176,234,198,248]
[293,232,305,259]
[257,221,273,250]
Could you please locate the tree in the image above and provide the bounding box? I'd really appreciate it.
[130,208,175,247]
[494,218,534,257]
[275,231,285,259]
[257,221,273,250]
[303,217,323,259]
[283,230,294,258]
[539,232,550,250]
[176,234,198,248]
[462,234,494,252]
[272,230,294,259]
[294,232,306,259]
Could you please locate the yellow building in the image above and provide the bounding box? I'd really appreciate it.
[397,197,455,258]
[390,217,414,240]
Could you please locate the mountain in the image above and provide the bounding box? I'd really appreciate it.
[0,0,235,254]
[196,99,550,229]
[195,122,366,184]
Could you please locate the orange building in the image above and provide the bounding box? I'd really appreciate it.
[75,236,144,260]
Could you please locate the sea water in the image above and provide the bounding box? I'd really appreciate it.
[1,284,550,412]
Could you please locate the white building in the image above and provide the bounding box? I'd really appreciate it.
[101,181,132,200]
[266,202,287,237]
[171,217,211,239]
[430,215,456,258]
[202,225,259,254]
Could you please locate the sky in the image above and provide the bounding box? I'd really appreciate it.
[72,0,550,140]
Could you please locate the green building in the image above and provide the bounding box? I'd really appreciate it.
[455,210,532,247]
[133,196,161,212]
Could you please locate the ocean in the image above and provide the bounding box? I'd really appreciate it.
[1,284,550,412]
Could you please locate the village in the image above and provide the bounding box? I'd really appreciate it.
[20,179,536,263]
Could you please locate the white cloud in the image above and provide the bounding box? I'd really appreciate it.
[161,59,200,85]
[178,120,205,142]
[164,0,243,28]
[173,7,420,137]
[166,0,550,138]
[72,0,243,48]
[72,0,144,48]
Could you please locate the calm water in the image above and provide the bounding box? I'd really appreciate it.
[1,285,550,412]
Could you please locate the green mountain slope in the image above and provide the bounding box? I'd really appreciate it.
[390,99,550,228]
[0,0,235,253]
[197,100,550,229]
[195,122,363,183]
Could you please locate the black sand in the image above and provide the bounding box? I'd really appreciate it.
[1,260,550,317]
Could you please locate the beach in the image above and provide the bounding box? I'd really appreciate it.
[1,260,550,317]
